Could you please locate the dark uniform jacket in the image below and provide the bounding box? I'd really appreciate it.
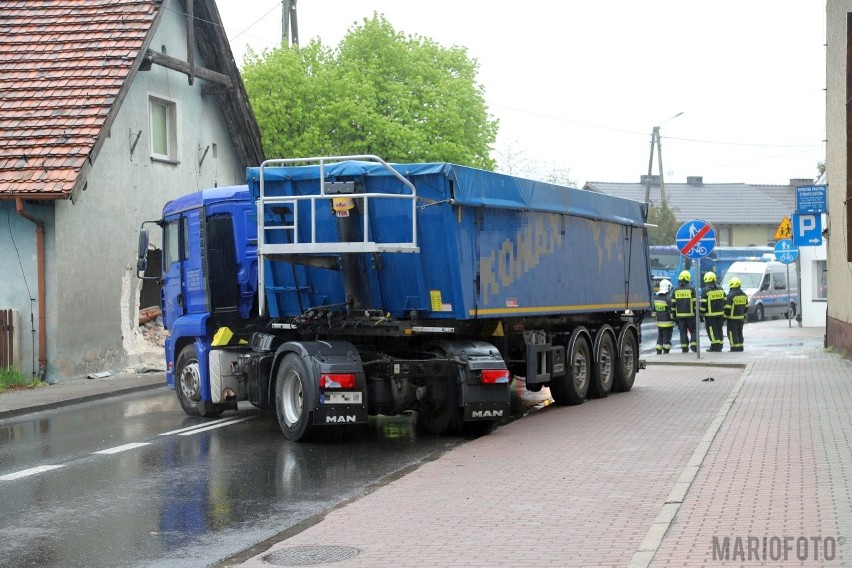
[724,288,749,319]
[654,291,674,327]
[671,283,697,318]
[700,283,726,317]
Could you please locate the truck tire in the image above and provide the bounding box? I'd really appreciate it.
[175,344,226,418]
[415,377,456,435]
[551,330,590,406]
[590,330,615,399]
[275,353,316,442]
[613,328,638,393]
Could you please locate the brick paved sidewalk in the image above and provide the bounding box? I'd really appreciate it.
[650,349,852,567]
[224,365,746,568]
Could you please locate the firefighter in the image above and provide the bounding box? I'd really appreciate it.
[700,271,726,352]
[724,277,749,352]
[671,270,697,353]
[654,279,675,354]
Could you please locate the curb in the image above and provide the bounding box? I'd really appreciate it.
[0,382,166,421]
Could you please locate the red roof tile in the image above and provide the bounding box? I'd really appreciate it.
[0,0,159,198]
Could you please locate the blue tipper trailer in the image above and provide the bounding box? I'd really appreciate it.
[138,155,652,442]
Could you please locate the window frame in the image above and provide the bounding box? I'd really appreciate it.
[149,94,179,163]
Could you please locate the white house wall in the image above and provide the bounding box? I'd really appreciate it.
[48,7,245,379]
[826,1,852,355]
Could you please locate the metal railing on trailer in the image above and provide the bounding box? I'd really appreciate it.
[256,155,420,317]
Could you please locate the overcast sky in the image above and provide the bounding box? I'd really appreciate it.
[213,0,826,187]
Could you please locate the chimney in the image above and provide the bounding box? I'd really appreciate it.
[789,178,813,187]
[640,174,660,186]
[687,176,703,186]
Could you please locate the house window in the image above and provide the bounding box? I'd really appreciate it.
[717,226,731,246]
[814,260,828,301]
[149,96,178,162]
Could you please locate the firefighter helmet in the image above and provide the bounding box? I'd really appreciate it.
[729,277,742,288]
[678,270,691,282]
[703,271,717,283]
[659,279,672,293]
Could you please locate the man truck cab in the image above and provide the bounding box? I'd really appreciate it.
[720,261,798,322]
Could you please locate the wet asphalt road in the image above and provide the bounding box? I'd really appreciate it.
[0,318,795,567]
[0,393,464,568]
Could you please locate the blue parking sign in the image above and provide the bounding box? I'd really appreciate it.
[792,213,822,247]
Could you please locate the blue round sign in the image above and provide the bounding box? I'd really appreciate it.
[676,219,717,259]
[774,239,798,264]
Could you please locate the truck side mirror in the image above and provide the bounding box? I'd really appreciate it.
[137,229,149,277]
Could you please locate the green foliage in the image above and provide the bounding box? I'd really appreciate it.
[0,368,40,392]
[242,14,498,169]
[647,200,679,245]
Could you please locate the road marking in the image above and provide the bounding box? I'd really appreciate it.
[159,416,250,437]
[178,415,256,435]
[92,442,152,455]
[0,464,65,481]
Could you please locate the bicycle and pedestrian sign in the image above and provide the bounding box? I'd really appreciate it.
[676,219,716,259]
[774,239,798,264]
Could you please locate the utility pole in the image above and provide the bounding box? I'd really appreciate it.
[282,0,299,47]
[643,112,683,216]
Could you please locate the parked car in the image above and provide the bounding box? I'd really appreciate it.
[720,261,798,321]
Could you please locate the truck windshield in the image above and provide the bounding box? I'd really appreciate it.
[722,272,762,289]
[650,251,680,270]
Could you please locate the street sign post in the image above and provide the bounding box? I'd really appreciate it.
[792,213,823,247]
[796,185,827,214]
[676,220,716,359]
[774,239,798,328]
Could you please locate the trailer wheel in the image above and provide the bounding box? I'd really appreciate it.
[175,344,226,418]
[613,328,638,393]
[590,331,615,398]
[275,353,315,442]
[551,330,590,406]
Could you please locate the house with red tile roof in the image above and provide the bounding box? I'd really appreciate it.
[0,0,264,380]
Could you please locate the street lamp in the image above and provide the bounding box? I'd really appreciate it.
[643,112,684,214]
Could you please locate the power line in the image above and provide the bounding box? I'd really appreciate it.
[491,103,822,149]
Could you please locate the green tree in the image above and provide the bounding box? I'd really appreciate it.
[647,200,678,245]
[242,14,498,169]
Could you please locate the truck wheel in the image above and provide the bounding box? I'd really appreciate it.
[590,331,615,398]
[415,377,456,435]
[551,331,590,406]
[175,344,226,418]
[275,353,315,442]
[613,329,638,393]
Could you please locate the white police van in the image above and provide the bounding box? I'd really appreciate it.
[720,261,798,322]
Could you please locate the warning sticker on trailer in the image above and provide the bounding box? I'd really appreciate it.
[321,392,362,404]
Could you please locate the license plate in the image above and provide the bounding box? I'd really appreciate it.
[322,392,362,404]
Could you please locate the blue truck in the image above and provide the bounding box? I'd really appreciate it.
[137,156,652,441]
